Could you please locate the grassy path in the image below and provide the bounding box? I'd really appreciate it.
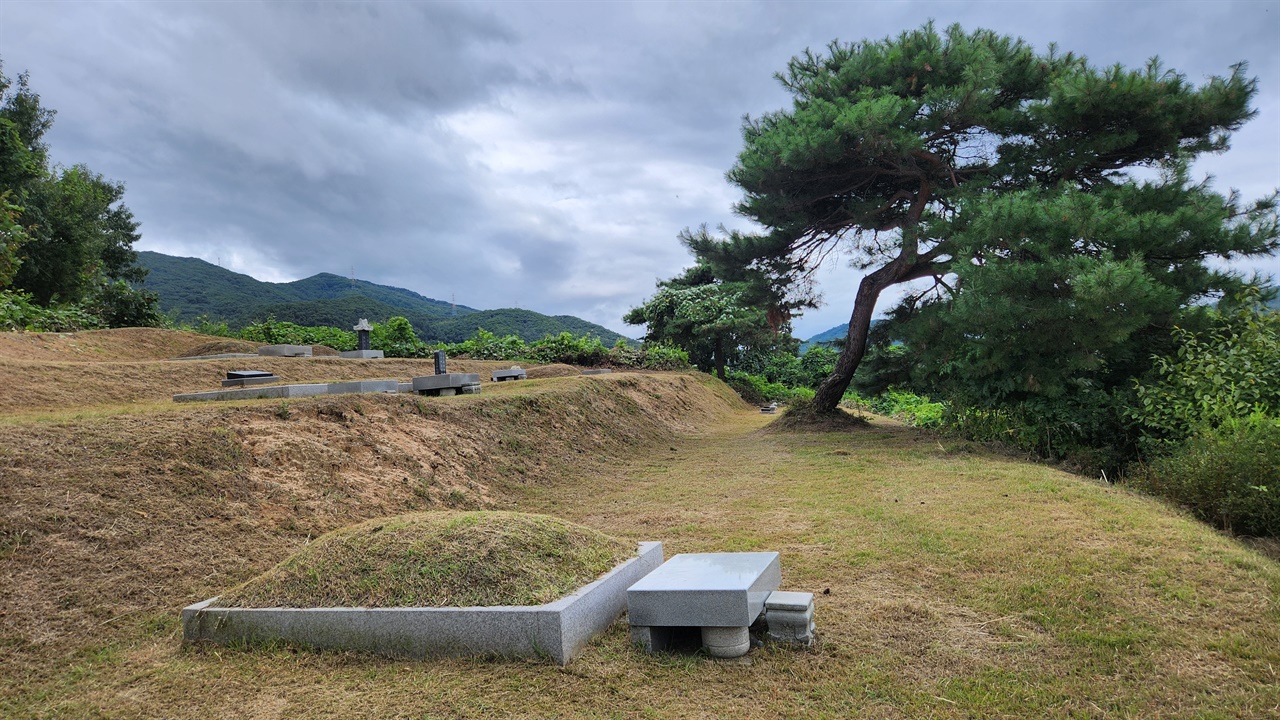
[7,408,1279,719]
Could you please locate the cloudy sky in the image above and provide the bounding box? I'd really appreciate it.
[2,1,1277,338]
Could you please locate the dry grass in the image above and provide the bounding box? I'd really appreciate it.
[215,511,632,608]
[1,330,1278,718]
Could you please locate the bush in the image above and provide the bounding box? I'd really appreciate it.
[0,290,104,332]
[638,342,689,370]
[84,280,168,328]
[867,388,946,428]
[1131,298,1279,448]
[724,371,796,405]
[239,317,357,350]
[529,332,608,366]
[371,316,429,357]
[1126,412,1280,536]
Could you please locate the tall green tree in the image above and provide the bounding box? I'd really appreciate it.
[725,22,1267,413]
[626,227,807,379]
[1,60,156,324]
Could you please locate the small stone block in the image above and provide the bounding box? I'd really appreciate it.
[582,369,612,375]
[258,344,312,357]
[397,382,414,393]
[458,383,481,395]
[765,591,813,612]
[701,626,750,658]
[339,350,385,359]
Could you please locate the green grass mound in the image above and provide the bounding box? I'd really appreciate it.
[213,511,633,608]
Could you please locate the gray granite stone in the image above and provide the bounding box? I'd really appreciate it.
[326,380,400,395]
[183,541,663,665]
[221,375,281,388]
[581,369,613,375]
[626,552,781,628]
[492,367,527,382]
[434,350,447,375]
[258,344,312,357]
[227,370,276,379]
[397,382,414,393]
[174,383,330,403]
[701,626,750,658]
[412,373,481,394]
[168,353,260,361]
[339,350,385,359]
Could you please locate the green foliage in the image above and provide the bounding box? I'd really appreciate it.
[0,189,28,288]
[83,279,168,328]
[189,315,234,338]
[724,371,803,405]
[718,22,1268,413]
[1131,297,1280,447]
[0,289,103,332]
[1,61,159,327]
[1126,413,1280,536]
[864,389,947,429]
[369,316,427,357]
[528,332,608,366]
[637,343,690,370]
[440,328,518,360]
[238,317,357,350]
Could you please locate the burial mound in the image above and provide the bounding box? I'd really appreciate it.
[212,511,632,608]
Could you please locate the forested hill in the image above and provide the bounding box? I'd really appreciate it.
[137,252,629,344]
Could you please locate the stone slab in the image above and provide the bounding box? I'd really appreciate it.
[581,369,613,375]
[492,368,527,382]
[412,373,481,392]
[183,542,663,665]
[227,370,276,379]
[626,552,781,628]
[326,380,400,395]
[168,353,259,361]
[258,344,312,357]
[174,383,329,403]
[339,350,385,359]
[221,375,281,388]
[397,382,414,393]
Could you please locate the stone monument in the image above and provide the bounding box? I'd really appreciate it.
[340,319,385,359]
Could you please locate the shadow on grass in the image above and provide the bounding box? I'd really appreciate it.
[763,398,871,433]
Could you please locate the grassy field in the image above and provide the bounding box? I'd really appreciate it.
[1,330,1277,718]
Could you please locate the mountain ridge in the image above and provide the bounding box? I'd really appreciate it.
[137,251,629,344]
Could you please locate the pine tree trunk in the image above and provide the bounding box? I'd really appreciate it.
[714,336,726,380]
[811,265,900,413]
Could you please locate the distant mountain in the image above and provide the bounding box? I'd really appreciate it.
[137,251,629,345]
[799,323,849,353]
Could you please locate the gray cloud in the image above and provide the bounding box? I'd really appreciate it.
[1,0,1274,338]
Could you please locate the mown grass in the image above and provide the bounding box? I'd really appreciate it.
[2,378,1278,718]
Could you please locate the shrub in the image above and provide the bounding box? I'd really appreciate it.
[1126,412,1280,536]
[0,290,104,332]
[529,332,608,366]
[867,388,946,428]
[370,316,428,357]
[638,342,689,370]
[239,317,357,350]
[724,371,795,405]
[1131,298,1279,448]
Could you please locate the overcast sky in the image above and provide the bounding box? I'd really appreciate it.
[2,1,1277,338]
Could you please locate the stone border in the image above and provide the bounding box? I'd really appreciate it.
[182,541,663,665]
[173,380,401,403]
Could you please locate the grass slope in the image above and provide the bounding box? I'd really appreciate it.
[215,512,632,608]
[0,335,1276,718]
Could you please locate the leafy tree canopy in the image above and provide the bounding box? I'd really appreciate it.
[723,22,1272,413]
[1,59,158,325]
